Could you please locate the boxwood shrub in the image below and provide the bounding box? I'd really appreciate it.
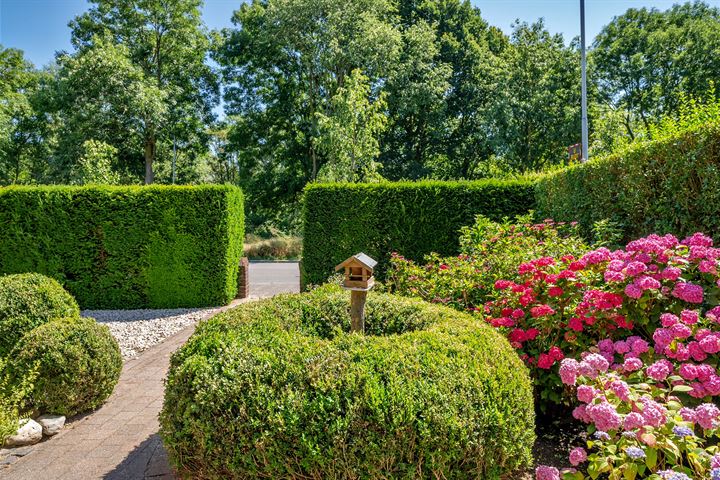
[0,185,244,309]
[536,121,720,241]
[301,179,536,287]
[0,273,80,356]
[8,317,122,417]
[160,286,535,479]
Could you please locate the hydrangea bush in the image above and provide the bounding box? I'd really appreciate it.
[486,233,720,406]
[549,311,720,479]
[388,214,588,311]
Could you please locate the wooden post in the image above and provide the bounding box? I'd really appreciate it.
[350,290,367,333]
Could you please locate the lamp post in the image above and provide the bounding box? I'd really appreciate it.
[580,0,589,163]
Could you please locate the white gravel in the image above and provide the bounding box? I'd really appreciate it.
[82,307,223,360]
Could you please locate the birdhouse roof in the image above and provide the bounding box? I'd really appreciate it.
[335,252,377,271]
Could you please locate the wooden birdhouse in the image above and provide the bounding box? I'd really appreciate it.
[335,253,377,291]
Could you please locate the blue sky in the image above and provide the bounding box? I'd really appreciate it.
[1,0,719,68]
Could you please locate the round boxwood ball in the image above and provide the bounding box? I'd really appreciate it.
[160,286,535,479]
[0,273,80,356]
[8,317,122,417]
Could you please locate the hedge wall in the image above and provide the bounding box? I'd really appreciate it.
[536,122,720,241]
[0,185,244,309]
[301,180,535,287]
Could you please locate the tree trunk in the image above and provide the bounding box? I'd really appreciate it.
[144,135,156,184]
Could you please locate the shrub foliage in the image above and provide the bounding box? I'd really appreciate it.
[0,185,244,308]
[388,214,589,312]
[536,121,720,241]
[0,273,80,356]
[301,179,536,287]
[160,286,535,479]
[8,317,122,417]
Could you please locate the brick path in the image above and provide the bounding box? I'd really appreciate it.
[2,262,300,480]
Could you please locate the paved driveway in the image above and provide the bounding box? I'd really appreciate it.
[249,261,300,297]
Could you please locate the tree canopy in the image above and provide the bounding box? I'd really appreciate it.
[1,0,719,232]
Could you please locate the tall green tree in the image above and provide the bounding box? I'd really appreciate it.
[217,0,401,222]
[489,21,581,172]
[69,0,218,183]
[390,0,507,179]
[0,47,49,184]
[315,69,388,182]
[381,20,451,179]
[591,1,720,141]
[48,38,166,181]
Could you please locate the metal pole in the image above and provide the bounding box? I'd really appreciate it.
[172,136,177,184]
[580,0,589,162]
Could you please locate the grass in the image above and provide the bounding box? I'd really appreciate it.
[244,234,302,260]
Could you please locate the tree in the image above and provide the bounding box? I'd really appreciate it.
[381,20,451,179]
[217,0,401,222]
[69,0,218,183]
[0,46,49,184]
[592,2,720,141]
[70,140,122,185]
[315,69,388,182]
[48,38,166,182]
[393,0,508,179]
[489,21,581,172]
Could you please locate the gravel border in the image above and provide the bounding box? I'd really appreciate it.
[83,307,223,360]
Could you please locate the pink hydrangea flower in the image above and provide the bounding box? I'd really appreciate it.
[646,360,673,381]
[569,447,587,466]
[625,261,648,276]
[625,283,643,299]
[670,323,692,339]
[610,380,631,402]
[531,304,555,318]
[635,275,661,290]
[660,313,679,327]
[679,363,698,380]
[695,403,720,429]
[535,466,560,480]
[679,407,696,422]
[614,340,630,354]
[639,396,667,428]
[700,335,720,354]
[661,266,682,280]
[584,353,610,374]
[587,401,622,431]
[576,385,596,403]
[559,358,579,385]
[624,412,644,430]
[672,282,704,304]
[623,357,643,372]
[680,310,699,325]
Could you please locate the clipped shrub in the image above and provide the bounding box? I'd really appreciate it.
[161,286,535,479]
[8,317,122,417]
[388,214,589,311]
[0,273,80,356]
[0,185,244,308]
[301,179,535,287]
[536,120,720,242]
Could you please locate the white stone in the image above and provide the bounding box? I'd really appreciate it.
[36,415,65,436]
[5,419,42,447]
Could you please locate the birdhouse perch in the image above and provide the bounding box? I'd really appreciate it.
[335,253,377,333]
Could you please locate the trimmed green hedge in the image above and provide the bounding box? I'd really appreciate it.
[301,180,536,287]
[160,285,535,478]
[0,185,244,309]
[536,122,720,240]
